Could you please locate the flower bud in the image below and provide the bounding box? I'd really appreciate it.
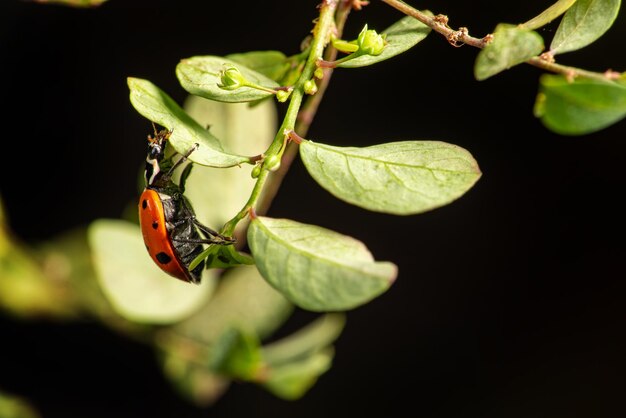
[357,25,386,56]
[276,89,291,102]
[251,164,262,178]
[263,154,281,172]
[304,79,318,95]
[218,66,247,90]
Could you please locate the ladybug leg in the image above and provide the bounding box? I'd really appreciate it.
[192,219,236,243]
[166,143,200,178]
[172,236,233,245]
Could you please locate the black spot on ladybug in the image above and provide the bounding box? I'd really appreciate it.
[152,221,158,229]
[142,200,148,209]
[156,252,172,264]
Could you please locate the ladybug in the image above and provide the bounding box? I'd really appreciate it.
[138,127,235,284]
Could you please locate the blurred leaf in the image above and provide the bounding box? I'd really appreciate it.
[0,200,76,319]
[262,348,334,400]
[31,0,107,6]
[248,216,397,312]
[534,74,626,135]
[338,15,432,68]
[0,391,40,418]
[128,77,250,167]
[550,0,621,54]
[210,328,263,380]
[159,351,230,406]
[182,96,276,233]
[263,314,346,366]
[474,24,544,80]
[35,229,109,318]
[177,56,280,103]
[520,0,578,30]
[88,219,217,324]
[173,265,293,343]
[157,266,292,403]
[226,50,291,81]
[300,140,481,215]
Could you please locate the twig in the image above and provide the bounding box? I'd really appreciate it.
[380,0,621,81]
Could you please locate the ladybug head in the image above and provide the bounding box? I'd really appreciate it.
[145,127,171,186]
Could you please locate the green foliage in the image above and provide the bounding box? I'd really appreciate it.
[33,0,106,6]
[535,75,626,134]
[261,314,344,399]
[177,56,280,102]
[226,51,291,81]
[520,0,578,30]
[0,391,40,418]
[3,0,624,408]
[89,219,217,324]
[550,0,622,54]
[248,216,397,311]
[337,15,432,68]
[474,24,544,80]
[128,78,250,167]
[300,140,481,215]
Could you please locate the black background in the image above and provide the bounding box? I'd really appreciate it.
[1,1,625,417]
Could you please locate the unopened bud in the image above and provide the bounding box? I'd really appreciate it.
[218,66,247,90]
[357,24,386,56]
[304,79,318,95]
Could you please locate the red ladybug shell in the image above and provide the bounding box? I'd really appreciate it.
[139,189,195,283]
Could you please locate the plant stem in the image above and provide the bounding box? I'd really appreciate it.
[256,0,354,217]
[222,0,341,236]
[380,0,621,81]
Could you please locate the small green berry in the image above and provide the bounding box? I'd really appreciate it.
[276,89,291,102]
[304,79,318,95]
[263,155,281,172]
[251,164,262,178]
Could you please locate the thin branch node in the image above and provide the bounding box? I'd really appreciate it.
[539,52,555,63]
[604,69,621,80]
[447,27,469,48]
[482,33,494,44]
[433,14,449,27]
[351,0,369,10]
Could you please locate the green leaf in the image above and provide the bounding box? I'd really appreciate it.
[0,391,40,418]
[300,140,481,215]
[474,24,544,81]
[338,15,432,68]
[33,0,106,7]
[248,216,397,312]
[174,265,293,342]
[88,219,217,324]
[262,348,334,400]
[520,0,578,30]
[226,50,291,82]
[177,56,281,103]
[550,0,621,55]
[0,212,76,319]
[182,96,276,232]
[262,314,346,366]
[210,328,263,380]
[127,77,249,167]
[534,74,626,135]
